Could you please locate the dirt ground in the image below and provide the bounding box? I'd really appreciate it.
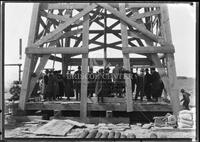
[4,115,196,139]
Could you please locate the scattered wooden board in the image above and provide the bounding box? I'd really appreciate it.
[34,119,74,136]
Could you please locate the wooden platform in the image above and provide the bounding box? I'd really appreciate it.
[24,101,172,112]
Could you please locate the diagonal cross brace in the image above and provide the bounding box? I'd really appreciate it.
[33,4,97,47]
[97,3,165,45]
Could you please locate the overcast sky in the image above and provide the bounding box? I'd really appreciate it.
[4,3,196,88]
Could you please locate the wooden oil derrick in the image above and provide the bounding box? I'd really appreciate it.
[19,3,181,120]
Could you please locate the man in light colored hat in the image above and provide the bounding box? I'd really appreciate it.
[135,68,145,101]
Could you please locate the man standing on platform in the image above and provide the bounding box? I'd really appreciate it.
[88,67,96,98]
[144,68,152,101]
[135,68,145,101]
[73,66,82,101]
[42,69,49,101]
[131,67,138,96]
[150,68,164,102]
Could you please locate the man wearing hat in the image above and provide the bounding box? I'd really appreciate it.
[95,68,104,102]
[135,68,145,101]
[104,67,113,97]
[88,67,96,98]
[144,68,152,101]
[150,68,164,102]
[180,89,191,110]
[73,66,82,101]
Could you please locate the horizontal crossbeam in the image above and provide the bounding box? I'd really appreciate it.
[26,47,88,54]
[123,46,175,54]
[40,3,89,10]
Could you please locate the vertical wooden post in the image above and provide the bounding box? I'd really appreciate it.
[19,4,41,110]
[119,3,133,112]
[160,5,180,116]
[104,9,107,67]
[62,10,71,76]
[80,12,89,119]
[0,3,4,139]
[62,41,70,76]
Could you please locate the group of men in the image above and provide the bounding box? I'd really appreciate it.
[133,67,164,102]
[39,64,165,103]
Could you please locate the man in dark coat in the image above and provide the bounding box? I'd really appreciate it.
[150,68,164,102]
[144,68,152,101]
[116,66,126,98]
[135,68,145,101]
[95,69,104,103]
[87,67,96,98]
[43,69,49,100]
[46,71,55,101]
[63,71,74,100]
[112,64,120,96]
[57,72,64,100]
[53,71,60,100]
[131,68,138,95]
[73,66,81,101]
[103,67,113,97]
[180,89,191,110]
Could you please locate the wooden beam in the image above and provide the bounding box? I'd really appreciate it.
[39,18,50,33]
[109,20,120,29]
[41,10,84,26]
[127,3,160,8]
[62,10,71,77]
[66,58,152,66]
[49,55,62,62]
[40,10,69,21]
[47,57,152,66]
[19,4,41,110]
[160,5,180,116]
[108,3,160,8]
[34,4,97,46]
[104,10,107,67]
[97,3,164,44]
[80,12,89,119]
[123,46,175,54]
[26,47,88,54]
[112,32,138,47]
[28,55,50,98]
[41,3,89,10]
[130,10,161,20]
[24,102,172,112]
[128,30,152,42]
[120,3,133,112]
[47,28,83,43]
[58,117,130,124]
